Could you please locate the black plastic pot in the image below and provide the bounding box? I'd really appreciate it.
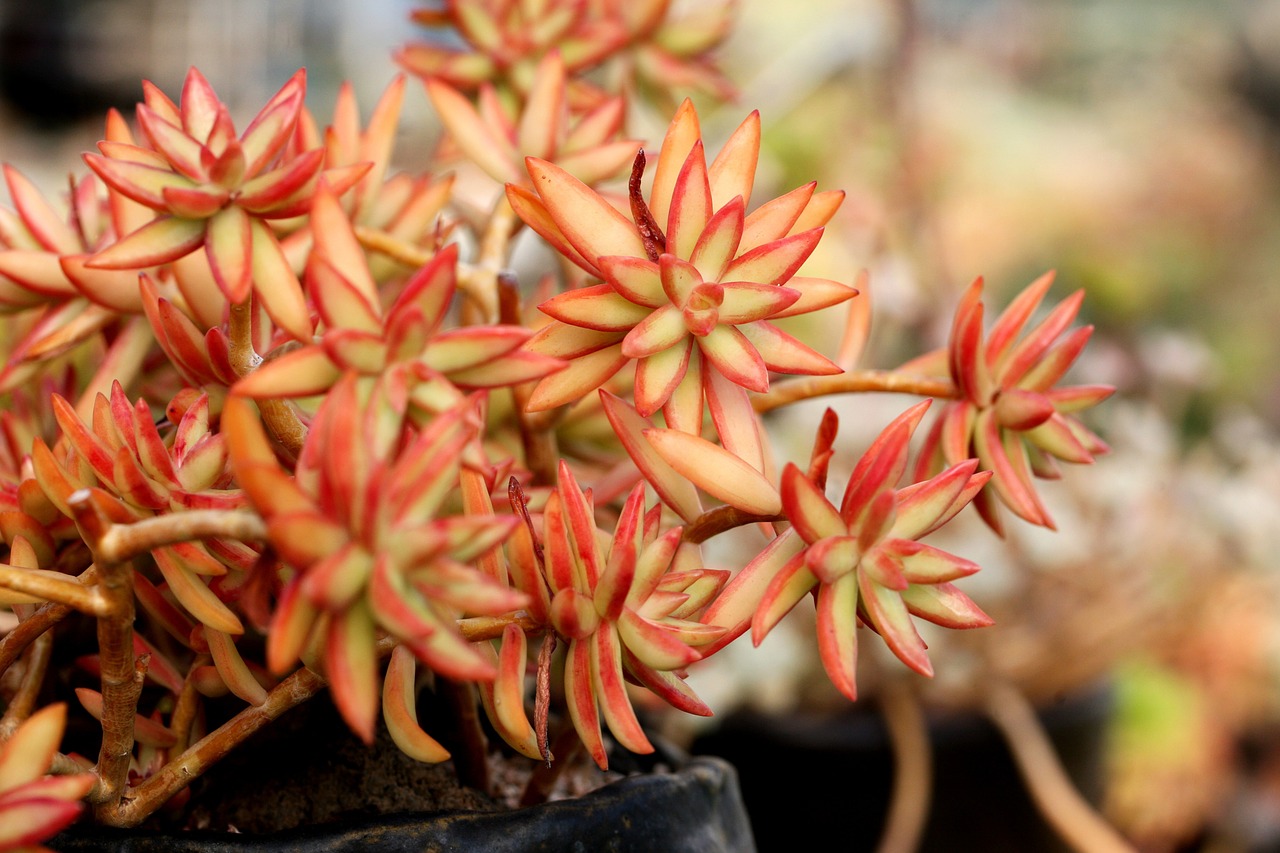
[693,683,1112,853]
[51,692,755,852]
[51,755,753,852]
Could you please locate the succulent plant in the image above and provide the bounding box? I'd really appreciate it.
[0,0,1112,845]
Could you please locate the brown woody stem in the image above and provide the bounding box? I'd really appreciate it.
[107,637,400,827]
[355,226,433,268]
[439,678,489,794]
[0,594,81,677]
[65,490,143,811]
[0,633,52,739]
[0,565,108,615]
[876,680,932,853]
[456,195,519,324]
[982,680,1135,853]
[683,505,782,544]
[458,612,543,643]
[228,299,305,458]
[169,656,211,756]
[93,510,267,564]
[754,370,957,414]
[88,558,141,813]
[105,664,329,827]
[498,273,560,484]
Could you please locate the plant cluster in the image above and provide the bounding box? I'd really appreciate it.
[0,0,1110,843]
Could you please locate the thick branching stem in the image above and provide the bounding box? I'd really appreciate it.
[66,492,141,811]
[169,656,211,755]
[87,558,141,813]
[683,505,782,544]
[459,195,519,324]
[106,664,329,827]
[0,566,108,615]
[498,272,559,484]
[0,633,52,738]
[94,510,267,564]
[357,196,520,324]
[0,595,80,677]
[355,226,433,268]
[228,299,305,458]
[107,637,399,827]
[754,370,956,414]
[458,612,543,643]
[982,680,1135,853]
[439,677,490,793]
[61,493,146,813]
[876,680,932,853]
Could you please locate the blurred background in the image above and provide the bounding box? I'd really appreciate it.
[4,0,1280,850]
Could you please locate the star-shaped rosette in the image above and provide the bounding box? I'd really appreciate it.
[542,462,726,768]
[909,273,1114,533]
[0,147,164,392]
[397,0,626,106]
[83,68,368,341]
[282,75,455,283]
[0,165,109,315]
[224,377,524,742]
[595,0,737,103]
[702,403,994,700]
[425,50,641,188]
[232,187,562,417]
[30,384,254,635]
[509,100,855,472]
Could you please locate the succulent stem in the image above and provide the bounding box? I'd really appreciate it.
[105,664,329,827]
[456,195,518,324]
[875,679,931,853]
[682,505,782,544]
[983,680,1136,853]
[87,559,142,813]
[0,593,82,677]
[0,565,108,615]
[355,225,434,268]
[0,633,52,739]
[754,370,956,414]
[228,299,306,458]
[94,509,268,564]
[458,612,544,642]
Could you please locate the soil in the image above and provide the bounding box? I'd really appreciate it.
[179,701,488,833]
[175,698,624,835]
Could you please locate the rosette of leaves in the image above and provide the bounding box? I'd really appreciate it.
[905,273,1114,532]
[0,139,179,396]
[231,187,562,421]
[397,0,628,106]
[397,0,734,107]
[530,462,726,768]
[82,67,367,341]
[30,383,254,637]
[702,403,993,699]
[594,0,737,104]
[224,375,524,744]
[0,166,121,387]
[508,100,855,484]
[424,50,641,190]
[284,75,456,283]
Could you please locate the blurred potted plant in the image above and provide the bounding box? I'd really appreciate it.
[0,0,1115,850]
